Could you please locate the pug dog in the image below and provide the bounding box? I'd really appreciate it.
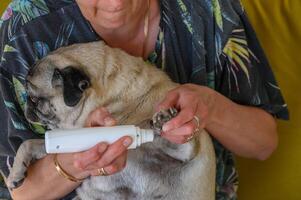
[7,41,216,200]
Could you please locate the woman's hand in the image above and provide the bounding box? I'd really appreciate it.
[157,84,278,160]
[10,107,132,200]
[156,84,216,144]
[72,107,132,177]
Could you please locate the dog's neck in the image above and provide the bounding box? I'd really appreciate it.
[94,62,177,126]
[104,78,175,126]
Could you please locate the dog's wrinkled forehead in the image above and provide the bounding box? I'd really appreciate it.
[26,55,91,107]
[26,58,59,96]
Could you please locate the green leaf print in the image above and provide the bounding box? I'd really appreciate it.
[222,30,252,83]
[13,76,27,111]
[177,0,193,34]
[212,0,223,30]
[3,44,17,53]
[10,0,49,24]
[31,123,46,135]
[207,71,215,89]
[13,76,46,135]
[4,100,27,131]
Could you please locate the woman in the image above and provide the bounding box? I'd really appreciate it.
[0,0,288,199]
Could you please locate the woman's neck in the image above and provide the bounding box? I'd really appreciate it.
[90,0,160,59]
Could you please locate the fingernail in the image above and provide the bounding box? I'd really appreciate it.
[162,123,172,132]
[123,137,132,147]
[104,117,115,126]
[98,143,108,153]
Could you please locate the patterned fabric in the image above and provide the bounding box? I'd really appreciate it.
[0,0,288,199]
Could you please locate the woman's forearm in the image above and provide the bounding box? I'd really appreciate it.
[9,154,87,200]
[8,109,131,200]
[207,92,278,160]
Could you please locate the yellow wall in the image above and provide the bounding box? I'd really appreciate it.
[238,1,301,200]
[0,1,9,13]
[1,0,300,199]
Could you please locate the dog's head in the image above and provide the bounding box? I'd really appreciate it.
[25,65,91,129]
[24,42,107,129]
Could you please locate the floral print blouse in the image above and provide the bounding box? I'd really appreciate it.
[0,0,288,199]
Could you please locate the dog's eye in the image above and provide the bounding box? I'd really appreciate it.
[78,80,90,92]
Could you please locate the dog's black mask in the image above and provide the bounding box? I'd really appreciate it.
[52,66,91,107]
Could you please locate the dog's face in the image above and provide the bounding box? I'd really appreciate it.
[24,42,106,130]
[25,63,92,129]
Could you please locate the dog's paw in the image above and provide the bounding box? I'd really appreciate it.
[6,139,46,190]
[6,178,25,190]
[6,168,27,190]
[150,107,178,134]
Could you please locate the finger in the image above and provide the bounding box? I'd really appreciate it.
[162,105,197,132]
[104,151,127,175]
[196,107,208,130]
[89,168,105,176]
[156,89,180,111]
[89,150,126,176]
[85,107,116,127]
[163,120,196,137]
[91,136,132,169]
[73,142,108,170]
[160,134,187,144]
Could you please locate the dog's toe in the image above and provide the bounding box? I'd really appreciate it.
[150,107,178,134]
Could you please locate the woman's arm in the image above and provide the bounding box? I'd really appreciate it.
[8,107,131,200]
[206,90,277,160]
[10,153,85,200]
[157,84,278,160]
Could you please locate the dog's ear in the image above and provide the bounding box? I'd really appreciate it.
[52,67,90,107]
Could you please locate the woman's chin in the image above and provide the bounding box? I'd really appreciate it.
[95,19,126,30]
[103,21,126,29]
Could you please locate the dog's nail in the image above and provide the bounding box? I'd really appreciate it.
[12,179,24,188]
[123,137,132,147]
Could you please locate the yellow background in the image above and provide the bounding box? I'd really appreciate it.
[1,0,300,199]
[238,1,301,200]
